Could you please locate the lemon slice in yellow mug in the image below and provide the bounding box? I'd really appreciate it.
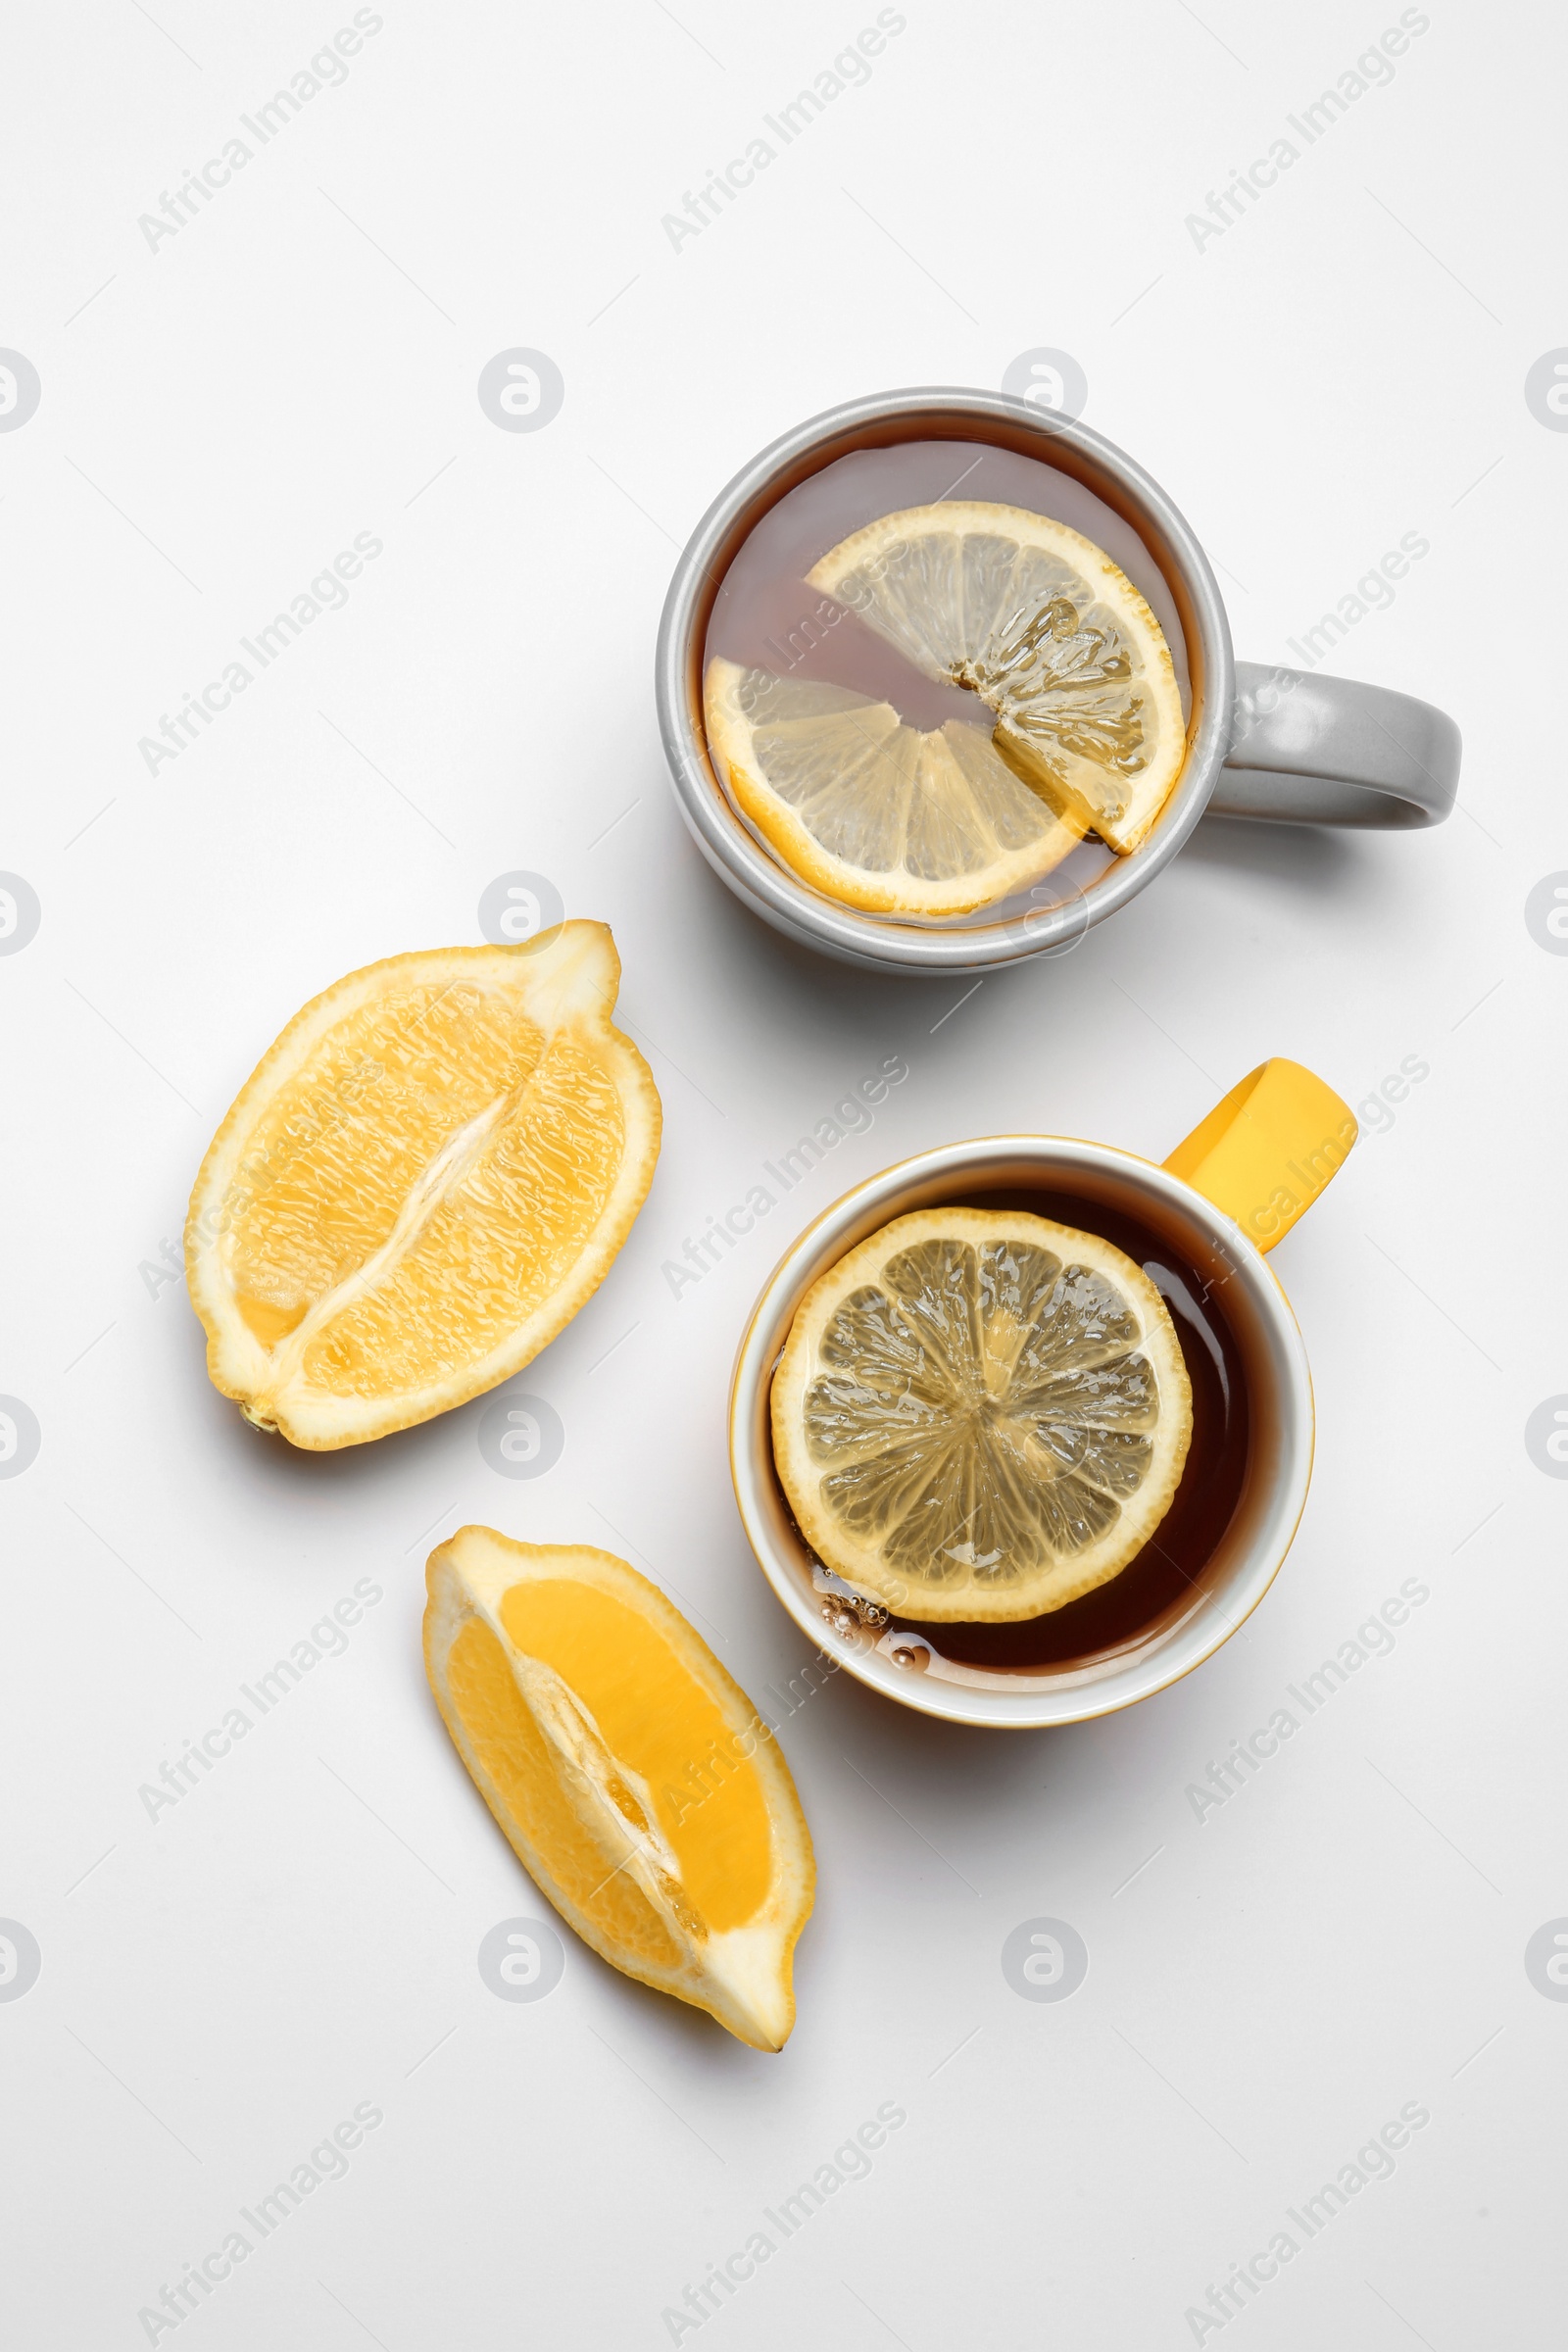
[771,1207,1193,1622]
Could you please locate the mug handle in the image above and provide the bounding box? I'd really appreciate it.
[1211,662,1460,828]
[1163,1059,1357,1252]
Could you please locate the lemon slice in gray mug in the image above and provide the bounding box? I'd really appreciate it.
[808,502,1186,853]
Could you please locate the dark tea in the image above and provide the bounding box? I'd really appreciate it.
[702,438,1194,926]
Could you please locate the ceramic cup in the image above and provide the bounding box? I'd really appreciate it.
[657,387,1461,974]
[729,1059,1356,1730]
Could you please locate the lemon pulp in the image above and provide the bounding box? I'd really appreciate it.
[771,1208,1194,1622]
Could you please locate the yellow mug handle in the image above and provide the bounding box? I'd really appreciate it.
[1162,1058,1357,1252]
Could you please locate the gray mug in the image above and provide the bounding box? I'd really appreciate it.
[655,387,1460,976]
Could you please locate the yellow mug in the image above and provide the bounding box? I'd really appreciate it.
[729,1060,1356,1729]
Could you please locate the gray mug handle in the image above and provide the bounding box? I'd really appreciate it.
[1211,661,1460,828]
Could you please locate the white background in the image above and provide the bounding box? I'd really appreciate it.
[2,3,1564,2346]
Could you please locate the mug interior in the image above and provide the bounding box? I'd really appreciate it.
[661,391,1235,970]
[730,1137,1312,1729]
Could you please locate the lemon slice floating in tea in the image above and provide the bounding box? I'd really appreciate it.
[704,661,1084,917]
[771,1208,1193,1623]
[185,925,660,1448]
[807,502,1186,855]
[425,1526,815,2050]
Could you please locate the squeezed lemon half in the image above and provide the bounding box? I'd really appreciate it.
[425,1526,815,2050]
[771,1208,1194,1623]
[185,924,660,1448]
[808,502,1186,856]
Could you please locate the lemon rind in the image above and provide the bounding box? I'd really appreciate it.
[704,656,1084,917]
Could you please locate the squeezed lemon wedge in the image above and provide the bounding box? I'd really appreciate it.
[425,1527,815,2049]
